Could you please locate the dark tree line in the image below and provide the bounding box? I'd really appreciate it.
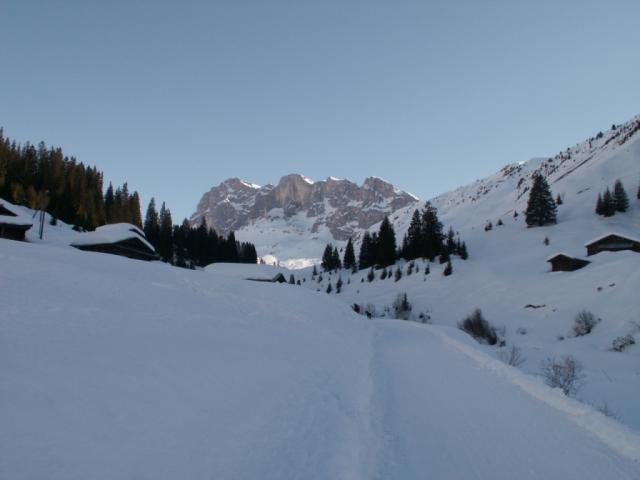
[143,200,257,267]
[595,179,629,217]
[398,202,468,263]
[320,205,467,273]
[0,130,138,230]
[358,216,398,269]
[0,128,257,267]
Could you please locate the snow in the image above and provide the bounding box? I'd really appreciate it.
[0,199,35,226]
[70,223,156,252]
[2,238,640,478]
[240,179,261,189]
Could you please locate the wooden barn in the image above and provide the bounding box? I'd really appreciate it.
[584,233,640,256]
[71,223,159,261]
[0,202,33,241]
[546,253,590,272]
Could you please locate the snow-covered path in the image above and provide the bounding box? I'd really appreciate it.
[2,240,639,478]
[368,321,640,479]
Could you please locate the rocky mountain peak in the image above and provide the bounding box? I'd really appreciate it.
[190,174,420,240]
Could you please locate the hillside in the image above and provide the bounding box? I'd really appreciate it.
[2,239,640,478]
[294,116,640,429]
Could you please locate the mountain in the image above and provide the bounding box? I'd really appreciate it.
[190,174,419,267]
[192,118,640,268]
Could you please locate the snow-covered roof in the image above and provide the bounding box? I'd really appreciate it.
[584,232,640,247]
[546,253,573,261]
[71,223,156,251]
[0,200,34,227]
[546,253,587,262]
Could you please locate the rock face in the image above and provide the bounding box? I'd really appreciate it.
[190,174,419,240]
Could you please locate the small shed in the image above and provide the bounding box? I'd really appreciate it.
[71,223,159,261]
[246,273,287,283]
[546,253,590,272]
[584,233,640,256]
[0,202,33,241]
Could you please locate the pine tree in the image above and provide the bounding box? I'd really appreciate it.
[104,183,115,222]
[336,276,343,293]
[343,238,356,271]
[438,250,450,264]
[289,274,295,285]
[556,194,563,205]
[332,246,342,270]
[525,173,557,227]
[359,231,376,269]
[421,202,443,260]
[459,241,468,260]
[157,202,174,262]
[403,209,423,260]
[602,188,615,217]
[144,198,160,246]
[326,282,332,294]
[376,216,397,267]
[129,192,143,228]
[595,193,604,215]
[613,179,629,212]
[321,244,334,271]
[445,226,456,253]
[312,265,318,277]
[443,259,452,276]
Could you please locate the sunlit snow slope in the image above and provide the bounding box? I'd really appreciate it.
[2,240,640,479]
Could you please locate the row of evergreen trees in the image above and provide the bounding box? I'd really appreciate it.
[0,130,131,230]
[321,202,468,272]
[143,199,257,267]
[399,202,468,262]
[595,179,629,217]
[0,129,257,267]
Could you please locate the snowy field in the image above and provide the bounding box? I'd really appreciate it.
[2,238,640,479]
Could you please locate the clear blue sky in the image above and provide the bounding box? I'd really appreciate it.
[2,0,639,221]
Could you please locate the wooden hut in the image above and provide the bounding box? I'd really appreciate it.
[246,273,288,283]
[546,253,590,272]
[0,202,33,241]
[71,223,159,261]
[584,233,640,256]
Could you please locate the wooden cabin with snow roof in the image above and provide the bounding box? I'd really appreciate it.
[71,223,160,261]
[584,233,640,256]
[0,202,33,241]
[546,253,590,272]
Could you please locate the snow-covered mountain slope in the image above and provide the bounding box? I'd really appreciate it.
[383,116,640,242]
[2,239,640,479]
[192,117,639,269]
[293,116,640,429]
[191,174,419,268]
